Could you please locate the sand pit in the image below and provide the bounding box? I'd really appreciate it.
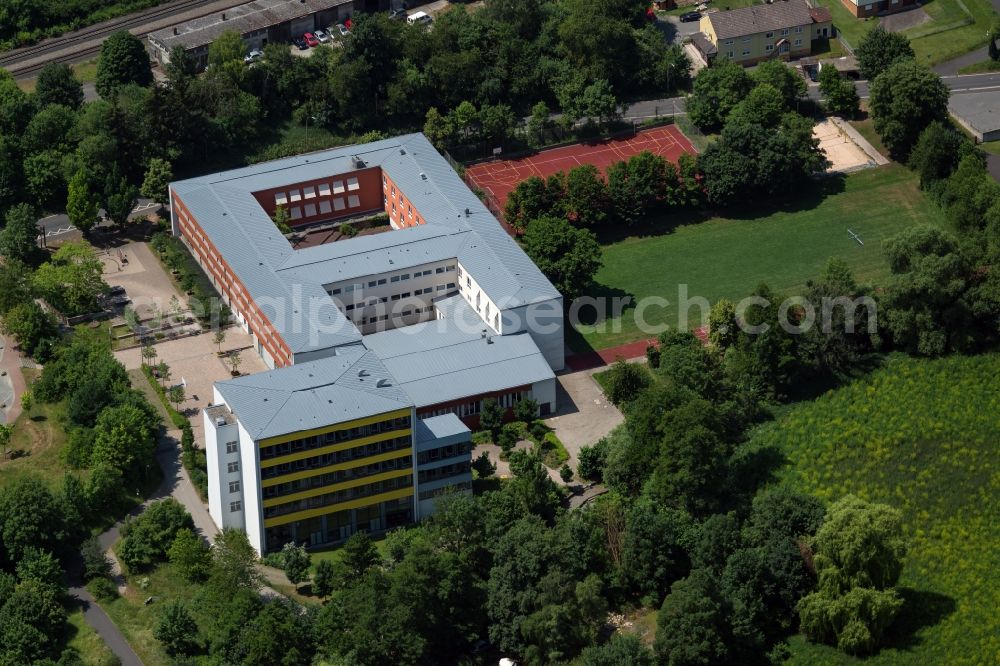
[814,118,873,173]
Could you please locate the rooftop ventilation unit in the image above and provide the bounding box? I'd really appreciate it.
[420,173,427,180]
[376,379,392,388]
[358,369,370,377]
[215,417,226,427]
[351,155,366,169]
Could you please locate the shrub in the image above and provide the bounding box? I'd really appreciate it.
[578,438,610,482]
[646,344,661,369]
[118,499,194,572]
[81,537,112,581]
[602,360,651,405]
[86,576,118,601]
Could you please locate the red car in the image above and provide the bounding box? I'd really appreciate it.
[304,32,319,47]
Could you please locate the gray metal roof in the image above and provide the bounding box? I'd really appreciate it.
[363,302,556,408]
[949,92,1000,135]
[215,346,412,440]
[170,133,560,356]
[148,0,349,52]
[707,0,815,40]
[415,414,470,444]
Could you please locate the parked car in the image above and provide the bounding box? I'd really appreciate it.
[407,11,432,25]
[293,36,308,50]
[335,23,351,37]
[314,29,330,43]
[304,32,319,47]
[388,8,407,20]
[680,11,701,22]
[243,48,264,63]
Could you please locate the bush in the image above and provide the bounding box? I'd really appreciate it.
[540,431,570,468]
[118,499,194,572]
[497,425,519,453]
[578,438,610,482]
[646,344,661,369]
[559,464,573,483]
[472,430,492,446]
[472,451,496,478]
[81,537,112,581]
[86,576,118,601]
[602,360,651,405]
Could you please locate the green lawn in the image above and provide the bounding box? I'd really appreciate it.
[746,353,1000,664]
[66,607,119,666]
[958,59,1000,73]
[572,165,943,351]
[0,370,71,488]
[816,0,996,64]
[849,113,889,158]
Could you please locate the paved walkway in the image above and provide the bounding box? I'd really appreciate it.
[543,367,625,470]
[0,334,27,424]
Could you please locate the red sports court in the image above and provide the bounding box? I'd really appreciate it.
[466,124,697,211]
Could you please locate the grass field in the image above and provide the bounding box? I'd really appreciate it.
[572,165,943,351]
[849,110,889,158]
[747,353,1000,664]
[958,59,1000,73]
[66,607,119,666]
[0,370,70,488]
[816,0,996,64]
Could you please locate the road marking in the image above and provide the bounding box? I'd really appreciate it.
[45,225,77,237]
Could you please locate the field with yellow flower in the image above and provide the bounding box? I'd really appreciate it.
[748,353,1000,665]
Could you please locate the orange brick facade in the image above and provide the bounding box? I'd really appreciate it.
[381,171,429,229]
[173,194,293,368]
[840,0,916,17]
[250,167,384,228]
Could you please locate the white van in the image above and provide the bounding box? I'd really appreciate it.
[407,11,432,25]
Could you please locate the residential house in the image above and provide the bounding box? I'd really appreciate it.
[697,0,833,66]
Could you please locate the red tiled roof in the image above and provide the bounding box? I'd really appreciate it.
[809,6,833,22]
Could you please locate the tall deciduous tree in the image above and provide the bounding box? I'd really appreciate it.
[907,121,965,188]
[140,157,173,205]
[66,169,100,235]
[869,59,949,160]
[95,30,153,98]
[687,60,755,132]
[856,25,915,81]
[819,65,860,118]
[522,215,602,300]
[0,203,39,262]
[655,568,732,665]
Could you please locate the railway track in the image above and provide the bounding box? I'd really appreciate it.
[0,0,226,78]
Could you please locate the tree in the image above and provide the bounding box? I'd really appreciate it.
[0,476,69,563]
[504,176,553,231]
[155,601,199,656]
[167,384,186,410]
[423,106,455,149]
[601,360,651,406]
[856,25,915,80]
[313,559,336,597]
[577,437,609,482]
[35,62,84,110]
[751,60,806,107]
[0,258,32,314]
[23,149,66,208]
[0,203,39,262]
[103,168,139,230]
[527,101,552,146]
[0,579,67,662]
[655,569,732,665]
[869,59,949,160]
[140,157,173,204]
[687,60,755,132]
[272,205,292,234]
[228,349,243,375]
[208,30,247,70]
[168,528,212,581]
[991,21,1000,61]
[91,403,156,476]
[0,423,12,461]
[66,169,100,235]
[522,215,602,300]
[85,464,123,517]
[819,66,860,118]
[564,165,610,226]
[32,241,107,316]
[281,541,310,587]
[141,342,157,367]
[581,633,654,666]
[118,499,194,571]
[798,495,907,655]
[0,301,57,358]
[340,531,379,579]
[727,83,786,129]
[559,463,574,483]
[213,329,227,354]
[479,397,504,435]
[95,30,153,98]
[881,225,974,355]
[212,528,263,591]
[708,298,739,350]
[82,537,112,581]
[907,121,965,188]
[236,599,315,666]
[620,499,691,602]
[514,397,539,423]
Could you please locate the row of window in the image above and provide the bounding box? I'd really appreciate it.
[273,178,360,206]
[263,475,413,519]
[722,25,802,46]
[285,195,363,221]
[416,442,473,466]
[259,417,411,461]
[726,40,800,58]
[261,435,412,481]
[418,480,472,502]
[361,305,434,326]
[262,455,413,501]
[418,390,530,420]
[417,461,471,485]
[328,265,456,296]
[337,283,457,309]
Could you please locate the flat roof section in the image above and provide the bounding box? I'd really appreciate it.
[949,92,1000,140]
[214,345,412,440]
